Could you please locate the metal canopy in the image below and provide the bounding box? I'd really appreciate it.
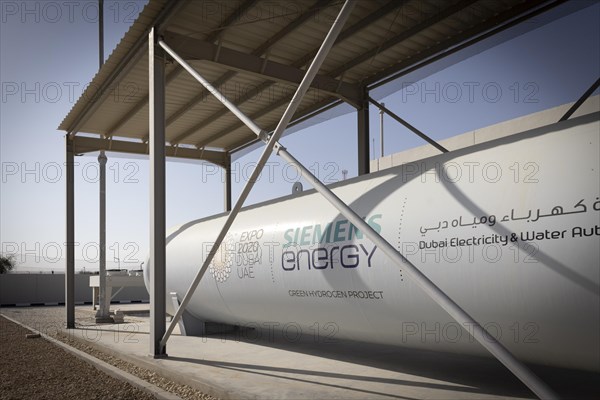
[58,0,561,163]
[58,1,574,397]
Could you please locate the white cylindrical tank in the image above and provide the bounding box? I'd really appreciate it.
[146,115,600,371]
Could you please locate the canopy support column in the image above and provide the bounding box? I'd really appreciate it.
[157,0,357,354]
[149,26,167,358]
[357,88,370,175]
[65,136,75,329]
[224,153,232,212]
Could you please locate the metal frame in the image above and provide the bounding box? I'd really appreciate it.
[162,31,362,106]
[369,98,449,153]
[156,0,357,353]
[71,136,227,167]
[65,137,75,329]
[148,1,557,398]
[149,26,168,358]
[146,0,337,146]
[357,88,370,176]
[57,1,584,397]
[65,0,186,137]
[157,0,409,149]
[223,153,232,212]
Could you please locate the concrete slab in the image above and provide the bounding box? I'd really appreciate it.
[2,305,597,400]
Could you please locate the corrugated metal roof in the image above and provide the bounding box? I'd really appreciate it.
[58,0,562,161]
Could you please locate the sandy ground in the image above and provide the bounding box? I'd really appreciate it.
[0,307,217,400]
[0,315,156,400]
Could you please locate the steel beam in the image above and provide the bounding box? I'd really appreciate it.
[224,153,232,212]
[198,92,340,150]
[65,0,186,136]
[327,0,479,79]
[106,68,184,137]
[72,136,227,167]
[369,98,448,153]
[149,27,167,358]
[367,0,563,89]
[146,0,332,145]
[559,77,600,122]
[357,89,370,175]
[170,80,274,145]
[163,31,361,105]
[159,0,401,147]
[137,0,262,144]
[110,0,257,141]
[192,0,407,150]
[157,0,357,352]
[290,0,407,71]
[159,42,264,136]
[206,0,258,43]
[65,137,75,329]
[227,98,344,154]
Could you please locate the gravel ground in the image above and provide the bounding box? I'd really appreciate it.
[0,316,156,400]
[0,308,218,400]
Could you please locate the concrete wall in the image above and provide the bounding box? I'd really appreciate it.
[371,94,600,171]
[0,274,148,306]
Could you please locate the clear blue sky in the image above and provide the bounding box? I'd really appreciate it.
[1,0,598,271]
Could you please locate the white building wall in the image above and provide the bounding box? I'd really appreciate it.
[371,95,600,171]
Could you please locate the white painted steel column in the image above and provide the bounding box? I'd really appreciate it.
[275,145,557,400]
[157,0,357,352]
[95,150,111,322]
[65,136,75,329]
[149,27,167,358]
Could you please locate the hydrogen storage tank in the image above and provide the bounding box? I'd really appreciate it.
[145,113,600,372]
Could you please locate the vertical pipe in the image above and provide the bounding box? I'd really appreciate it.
[357,88,370,175]
[65,137,75,329]
[95,150,111,322]
[98,0,104,69]
[149,27,167,358]
[379,102,384,158]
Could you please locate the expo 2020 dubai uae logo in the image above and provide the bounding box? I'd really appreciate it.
[209,235,234,283]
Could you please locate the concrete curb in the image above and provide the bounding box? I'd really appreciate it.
[56,331,236,400]
[1,314,181,400]
[1,300,148,307]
